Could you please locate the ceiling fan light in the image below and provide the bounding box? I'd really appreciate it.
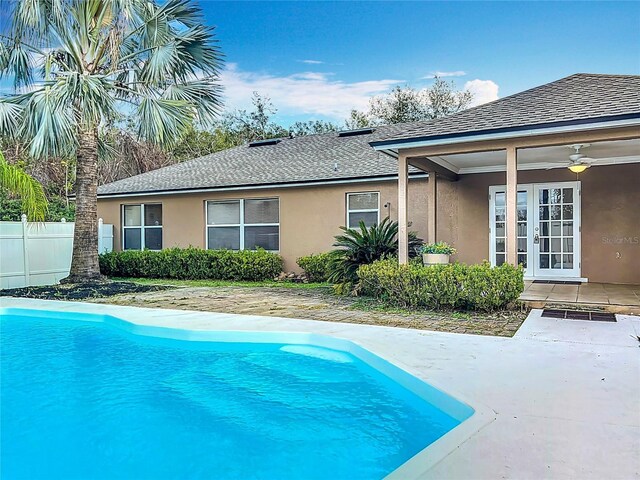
[568,164,589,173]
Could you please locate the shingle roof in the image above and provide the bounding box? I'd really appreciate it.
[371,74,640,147]
[98,73,640,196]
[97,122,419,195]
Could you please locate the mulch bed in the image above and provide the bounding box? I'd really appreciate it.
[0,282,173,301]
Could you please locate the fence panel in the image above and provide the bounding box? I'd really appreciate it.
[0,217,113,289]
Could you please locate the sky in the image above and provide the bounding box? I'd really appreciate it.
[1,1,639,127]
[202,1,640,126]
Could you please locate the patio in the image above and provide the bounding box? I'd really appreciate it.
[520,281,640,314]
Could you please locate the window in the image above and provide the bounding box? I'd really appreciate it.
[347,192,379,228]
[206,198,279,251]
[122,204,162,250]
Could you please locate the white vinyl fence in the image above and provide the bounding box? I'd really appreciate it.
[0,216,113,289]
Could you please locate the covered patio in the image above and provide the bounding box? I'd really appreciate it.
[370,74,640,292]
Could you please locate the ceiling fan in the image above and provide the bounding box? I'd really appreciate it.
[566,144,596,173]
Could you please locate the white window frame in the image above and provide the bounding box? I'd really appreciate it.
[121,203,163,251]
[346,192,380,228]
[205,198,280,251]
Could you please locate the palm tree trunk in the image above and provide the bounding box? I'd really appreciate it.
[61,128,104,283]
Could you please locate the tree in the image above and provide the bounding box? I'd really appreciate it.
[346,77,473,127]
[219,92,288,145]
[0,151,48,221]
[288,119,339,137]
[0,0,222,283]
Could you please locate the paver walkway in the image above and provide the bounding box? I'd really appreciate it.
[94,286,526,337]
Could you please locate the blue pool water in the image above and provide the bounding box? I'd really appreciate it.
[1,309,469,479]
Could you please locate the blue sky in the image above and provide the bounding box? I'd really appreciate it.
[1,1,638,126]
[203,1,640,125]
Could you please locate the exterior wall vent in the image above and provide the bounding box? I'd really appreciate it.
[249,138,282,147]
[337,128,375,138]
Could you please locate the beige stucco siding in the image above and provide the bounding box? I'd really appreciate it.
[97,178,430,271]
[98,163,639,283]
[434,163,640,284]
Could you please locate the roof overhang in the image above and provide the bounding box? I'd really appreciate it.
[370,114,640,154]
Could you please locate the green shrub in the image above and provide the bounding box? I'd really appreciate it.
[99,247,283,281]
[358,259,524,311]
[296,252,332,282]
[327,218,423,287]
[421,241,457,255]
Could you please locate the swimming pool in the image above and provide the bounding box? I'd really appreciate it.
[0,307,474,479]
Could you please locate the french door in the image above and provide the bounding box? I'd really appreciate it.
[489,181,581,279]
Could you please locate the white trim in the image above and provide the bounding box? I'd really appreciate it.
[205,198,280,252]
[372,117,640,152]
[121,203,163,251]
[346,191,380,228]
[524,276,588,282]
[98,174,429,199]
[456,155,640,175]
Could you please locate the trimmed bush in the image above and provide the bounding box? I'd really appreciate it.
[296,252,332,282]
[358,259,524,311]
[99,247,283,281]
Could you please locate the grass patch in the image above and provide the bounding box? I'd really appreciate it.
[111,277,332,290]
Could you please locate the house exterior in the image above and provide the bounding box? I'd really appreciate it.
[97,73,640,284]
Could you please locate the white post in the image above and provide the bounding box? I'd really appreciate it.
[398,153,409,264]
[21,214,30,286]
[506,146,518,266]
[98,218,104,254]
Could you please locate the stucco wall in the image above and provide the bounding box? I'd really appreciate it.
[435,163,640,284]
[97,178,430,272]
[97,163,640,284]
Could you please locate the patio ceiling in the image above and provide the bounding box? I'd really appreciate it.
[429,138,640,174]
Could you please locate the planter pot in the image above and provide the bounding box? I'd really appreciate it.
[422,253,450,266]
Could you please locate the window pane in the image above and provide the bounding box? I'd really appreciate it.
[123,205,142,226]
[145,228,162,250]
[550,221,562,236]
[245,198,279,224]
[124,228,142,250]
[495,207,505,222]
[496,222,505,237]
[540,222,549,236]
[540,238,549,253]
[563,238,574,253]
[550,188,562,204]
[562,222,573,236]
[144,204,162,226]
[496,238,505,253]
[517,253,527,268]
[563,205,573,220]
[245,226,279,251]
[539,254,549,268]
[349,211,378,228]
[539,206,549,220]
[562,188,573,204]
[550,205,561,220]
[496,254,505,266]
[495,192,505,207]
[517,238,527,252]
[551,254,562,269]
[207,201,240,225]
[539,190,549,204]
[517,222,526,236]
[348,192,378,210]
[208,226,240,250]
[563,254,573,269]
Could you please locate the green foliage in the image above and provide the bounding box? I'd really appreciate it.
[296,252,333,282]
[327,218,423,287]
[99,247,283,282]
[0,195,74,221]
[421,242,457,255]
[0,151,48,221]
[358,259,524,311]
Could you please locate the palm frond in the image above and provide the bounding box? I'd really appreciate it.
[136,97,193,147]
[0,151,48,221]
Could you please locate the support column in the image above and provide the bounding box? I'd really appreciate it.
[398,153,409,264]
[506,146,518,266]
[427,172,437,244]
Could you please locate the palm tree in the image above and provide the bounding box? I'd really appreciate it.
[0,0,222,283]
[0,151,48,221]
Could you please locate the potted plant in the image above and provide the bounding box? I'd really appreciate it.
[421,242,456,265]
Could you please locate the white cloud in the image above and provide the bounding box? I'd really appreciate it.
[220,63,402,118]
[299,59,324,65]
[423,70,466,79]
[464,79,499,106]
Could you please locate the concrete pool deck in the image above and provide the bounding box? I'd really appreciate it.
[1,297,639,479]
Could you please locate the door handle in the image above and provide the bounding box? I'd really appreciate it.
[534,233,540,244]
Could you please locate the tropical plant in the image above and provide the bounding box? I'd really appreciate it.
[0,151,48,221]
[421,242,457,255]
[0,0,222,283]
[327,217,423,288]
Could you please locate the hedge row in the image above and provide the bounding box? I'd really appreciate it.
[99,248,283,281]
[296,252,332,282]
[358,259,524,311]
